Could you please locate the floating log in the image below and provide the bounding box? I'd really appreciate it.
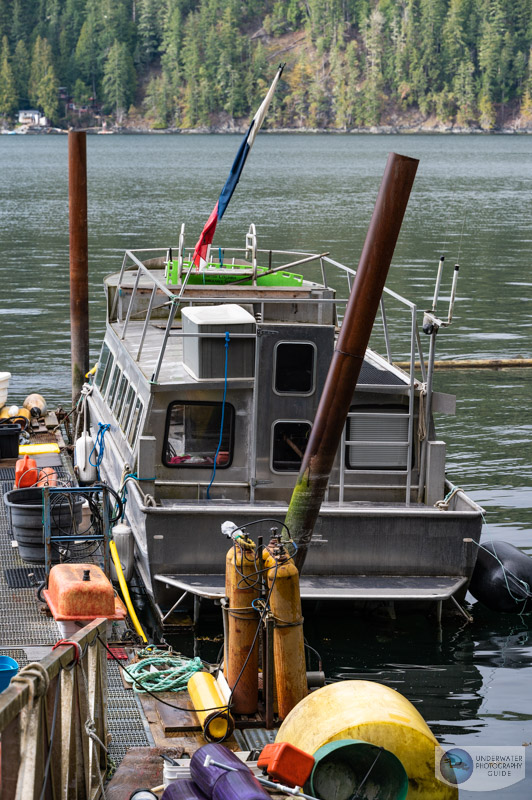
[394,358,532,370]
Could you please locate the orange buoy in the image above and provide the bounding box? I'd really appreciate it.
[225,536,260,714]
[36,467,58,487]
[14,455,38,488]
[263,537,307,720]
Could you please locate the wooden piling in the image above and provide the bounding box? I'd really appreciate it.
[286,152,419,573]
[69,130,89,404]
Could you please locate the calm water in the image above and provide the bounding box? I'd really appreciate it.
[1,133,531,796]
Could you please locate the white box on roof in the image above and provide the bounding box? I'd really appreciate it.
[182,305,256,380]
[182,304,255,326]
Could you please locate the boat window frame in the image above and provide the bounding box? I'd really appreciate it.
[270,418,312,474]
[119,383,136,433]
[94,342,112,392]
[99,350,116,399]
[112,372,128,419]
[127,396,144,447]
[273,340,317,396]
[163,400,235,470]
[106,364,122,407]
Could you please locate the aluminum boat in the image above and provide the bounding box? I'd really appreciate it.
[84,227,482,626]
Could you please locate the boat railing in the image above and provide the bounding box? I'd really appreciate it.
[110,246,427,380]
[111,244,433,504]
[0,619,108,800]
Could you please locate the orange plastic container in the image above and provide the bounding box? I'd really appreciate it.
[36,467,58,487]
[43,563,127,621]
[257,742,315,787]
[14,455,38,488]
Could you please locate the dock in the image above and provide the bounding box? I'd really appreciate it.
[0,425,278,798]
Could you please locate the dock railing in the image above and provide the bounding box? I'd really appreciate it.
[0,619,108,800]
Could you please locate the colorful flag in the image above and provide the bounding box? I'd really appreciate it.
[192,65,284,268]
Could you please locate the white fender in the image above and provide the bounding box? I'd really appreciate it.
[110,523,134,582]
[75,431,97,484]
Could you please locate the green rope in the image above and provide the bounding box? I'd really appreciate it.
[124,654,203,693]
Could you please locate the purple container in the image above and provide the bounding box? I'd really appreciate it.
[212,771,270,800]
[161,780,208,800]
[189,744,251,798]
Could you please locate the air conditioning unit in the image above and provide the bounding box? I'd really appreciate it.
[181,304,256,380]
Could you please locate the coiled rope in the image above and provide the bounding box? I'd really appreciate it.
[123,653,203,693]
[88,422,111,480]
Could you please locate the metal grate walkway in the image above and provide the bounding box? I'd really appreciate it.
[0,464,149,765]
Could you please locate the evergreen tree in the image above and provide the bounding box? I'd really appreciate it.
[0,0,531,130]
[12,39,30,107]
[0,35,17,117]
[29,35,58,120]
[363,7,385,124]
[137,0,161,68]
[75,7,104,98]
[102,39,136,121]
[144,73,169,126]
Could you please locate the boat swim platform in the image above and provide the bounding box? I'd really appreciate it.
[155,573,468,602]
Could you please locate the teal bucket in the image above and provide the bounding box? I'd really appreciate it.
[310,739,409,800]
[0,655,19,692]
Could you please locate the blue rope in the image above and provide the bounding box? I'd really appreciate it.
[206,332,230,499]
[88,422,110,481]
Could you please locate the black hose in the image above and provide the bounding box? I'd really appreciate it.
[94,481,123,525]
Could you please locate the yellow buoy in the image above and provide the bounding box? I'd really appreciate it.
[276,680,458,799]
[0,407,11,420]
[187,671,234,742]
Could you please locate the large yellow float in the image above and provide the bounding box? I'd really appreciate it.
[276,680,458,799]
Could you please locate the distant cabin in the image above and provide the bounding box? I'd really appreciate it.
[18,110,48,127]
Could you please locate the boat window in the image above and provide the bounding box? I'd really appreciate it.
[119,385,136,432]
[107,366,121,405]
[113,374,128,418]
[128,398,144,447]
[94,343,111,391]
[274,342,316,395]
[345,405,410,470]
[271,421,311,472]
[100,355,115,397]
[164,401,235,468]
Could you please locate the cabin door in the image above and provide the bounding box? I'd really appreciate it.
[253,323,334,498]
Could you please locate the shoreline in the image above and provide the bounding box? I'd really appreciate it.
[3,124,532,136]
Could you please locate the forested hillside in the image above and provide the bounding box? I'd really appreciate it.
[0,0,531,130]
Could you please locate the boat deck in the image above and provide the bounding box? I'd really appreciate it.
[109,319,412,390]
[155,572,467,601]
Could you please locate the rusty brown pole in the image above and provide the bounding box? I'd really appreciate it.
[286,152,419,573]
[69,130,89,404]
